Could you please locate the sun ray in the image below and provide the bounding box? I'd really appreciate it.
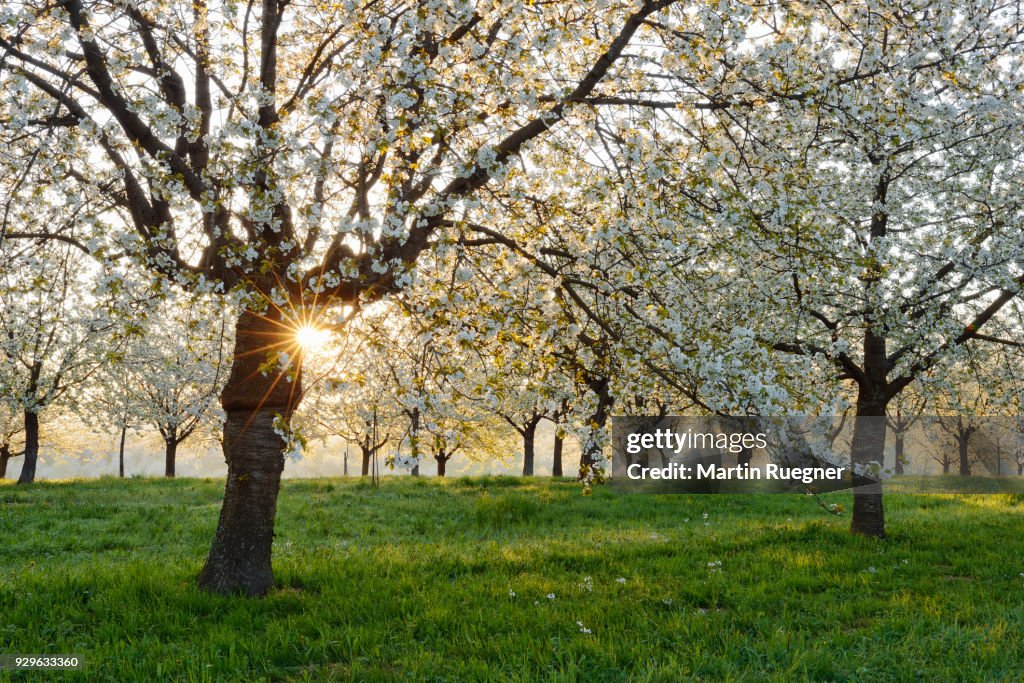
[295,324,329,351]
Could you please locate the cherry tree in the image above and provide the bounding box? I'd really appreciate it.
[87,348,136,478]
[1,0,686,594]
[473,0,1024,529]
[551,0,1024,535]
[0,242,116,483]
[125,292,229,477]
[886,388,926,476]
[295,315,403,477]
[377,300,512,477]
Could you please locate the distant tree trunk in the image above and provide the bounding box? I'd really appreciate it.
[1018,462,1024,476]
[552,432,563,477]
[958,436,971,477]
[894,433,905,475]
[0,444,9,479]
[17,410,40,485]
[118,425,127,478]
[198,308,300,597]
[522,419,538,476]
[410,407,421,476]
[942,458,951,475]
[165,437,178,478]
[360,444,371,476]
[435,453,447,477]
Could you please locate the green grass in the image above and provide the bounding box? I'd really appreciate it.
[2,476,1024,681]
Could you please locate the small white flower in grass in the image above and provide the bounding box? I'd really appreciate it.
[707,560,722,572]
[684,518,690,523]
[547,593,556,600]
[702,512,709,522]
[662,598,674,606]
[577,620,592,634]
[616,577,626,584]
[867,566,877,574]
[534,600,539,606]
[508,590,516,598]
[579,576,593,592]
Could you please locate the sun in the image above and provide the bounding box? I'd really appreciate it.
[295,324,329,351]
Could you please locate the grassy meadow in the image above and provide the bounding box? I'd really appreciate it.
[2,476,1024,681]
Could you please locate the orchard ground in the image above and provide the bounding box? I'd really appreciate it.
[2,477,1023,681]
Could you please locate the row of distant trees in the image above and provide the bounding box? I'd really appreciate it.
[2,243,1021,485]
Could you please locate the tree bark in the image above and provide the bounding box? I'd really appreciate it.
[0,444,9,479]
[198,308,301,597]
[522,419,537,476]
[435,454,447,477]
[17,411,39,485]
[165,437,178,478]
[552,432,563,477]
[118,424,127,478]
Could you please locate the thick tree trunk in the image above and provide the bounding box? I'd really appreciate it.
[436,455,447,477]
[522,420,537,476]
[198,309,301,597]
[198,409,286,596]
[552,433,563,477]
[411,463,420,476]
[118,425,127,478]
[16,411,39,485]
[894,433,905,475]
[165,437,178,478]
[0,444,9,479]
[360,447,371,476]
